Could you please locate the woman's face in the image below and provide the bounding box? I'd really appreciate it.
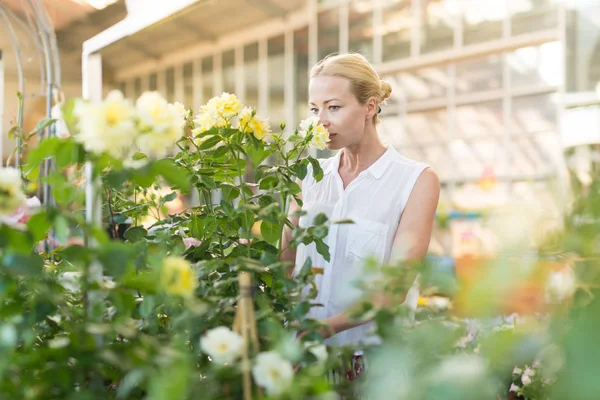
[308,75,372,150]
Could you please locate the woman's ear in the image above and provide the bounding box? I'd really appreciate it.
[365,97,378,121]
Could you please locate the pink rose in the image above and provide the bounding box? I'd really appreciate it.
[183,237,201,249]
[2,196,41,226]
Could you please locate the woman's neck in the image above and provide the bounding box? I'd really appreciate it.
[339,129,387,175]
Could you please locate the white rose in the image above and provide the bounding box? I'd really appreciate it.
[0,167,27,218]
[200,326,244,365]
[304,341,328,366]
[252,351,294,396]
[545,267,576,303]
[521,374,532,386]
[73,90,137,159]
[512,367,522,375]
[509,383,520,393]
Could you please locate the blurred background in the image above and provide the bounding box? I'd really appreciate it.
[2,0,600,261]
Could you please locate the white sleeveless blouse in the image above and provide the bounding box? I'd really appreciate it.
[294,145,429,347]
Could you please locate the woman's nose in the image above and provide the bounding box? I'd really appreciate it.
[317,111,329,127]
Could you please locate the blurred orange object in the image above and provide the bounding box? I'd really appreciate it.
[452,256,566,317]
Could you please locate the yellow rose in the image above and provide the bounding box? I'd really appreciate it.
[238,107,270,140]
[160,256,197,298]
[297,116,330,150]
[311,123,329,150]
[215,92,242,119]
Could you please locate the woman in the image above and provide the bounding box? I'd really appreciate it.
[282,53,440,349]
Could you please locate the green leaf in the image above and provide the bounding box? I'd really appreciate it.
[313,213,328,226]
[220,183,240,202]
[104,169,131,188]
[259,272,273,288]
[154,159,191,192]
[259,176,279,191]
[2,253,43,276]
[260,220,281,246]
[287,180,302,195]
[131,164,158,188]
[25,137,60,171]
[98,243,134,279]
[197,135,222,150]
[315,239,330,262]
[53,215,70,244]
[246,141,271,167]
[239,210,255,231]
[27,211,52,242]
[54,138,80,169]
[124,226,147,243]
[139,296,155,318]
[291,161,308,180]
[158,192,178,207]
[307,156,324,182]
[28,118,57,137]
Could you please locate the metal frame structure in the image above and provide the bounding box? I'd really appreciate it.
[0,0,61,226]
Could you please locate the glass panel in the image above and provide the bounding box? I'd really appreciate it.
[149,73,157,91]
[421,0,455,54]
[166,67,175,102]
[531,131,563,171]
[511,135,547,175]
[268,35,285,133]
[349,0,374,60]
[382,0,412,62]
[403,108,449,145]
[422,145,454,180]
[119,82,126,96]
[456,55,503,94]
[450,138,502,178]
[294,27,310,127]
[222,49,235,95]
[379,115,403,147]
[508,41,562,88]
[461,0,504,45]
[318,8,340,60]
[455,100,504,138]
[134,77,142,99]
[399,146,428,166]
[398,67,448,101]
[565,2,600,93]
[510,0,558,35]
[183,62,193,110]
[202,56,214,104]
[244,42,259,109]
[510,93,557,134]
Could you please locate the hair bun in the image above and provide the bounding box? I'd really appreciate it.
[379,80,392,104]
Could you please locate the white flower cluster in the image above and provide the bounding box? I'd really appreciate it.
[200,326,329,396]
[510,360,556,397]
[0,167,27,219]
[297,116,330,150]
[73,90,187,166]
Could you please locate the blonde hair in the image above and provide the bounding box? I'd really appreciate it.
[310,53,392,124]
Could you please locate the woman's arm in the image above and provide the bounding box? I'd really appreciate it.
[318,168,441,337]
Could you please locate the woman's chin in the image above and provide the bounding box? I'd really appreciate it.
[327,141,342,151]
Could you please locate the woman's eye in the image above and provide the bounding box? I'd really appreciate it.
[310,108,319,115]
[329,106,340,111]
